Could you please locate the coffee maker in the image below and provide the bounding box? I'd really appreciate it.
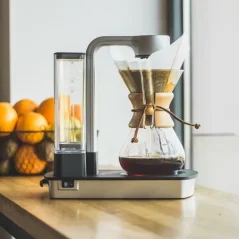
[40,34,199,199]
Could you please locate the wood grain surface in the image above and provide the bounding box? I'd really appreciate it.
[0,176,239,239]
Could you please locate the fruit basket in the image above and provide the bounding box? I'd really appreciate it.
[0,98,82,176]
[0,131,54,176]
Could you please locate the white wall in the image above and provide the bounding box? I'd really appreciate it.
[192,0,239,194]
[192,0,239,135]
[9,0,167,166]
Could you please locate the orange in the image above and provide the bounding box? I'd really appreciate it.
[0,103,18,137]
[37,96,71,125]
[36,97,54,125]
[58,94,71,118]
[0,102,11,106]
[46,124,54,142]
[70,104,82,122]
[13,99,37,116]
[14,144,46,175]
[16,112,48,144]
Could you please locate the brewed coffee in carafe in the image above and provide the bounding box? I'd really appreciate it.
[110,34,200,176]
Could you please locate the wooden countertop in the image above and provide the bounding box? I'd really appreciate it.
[0,176,239,239]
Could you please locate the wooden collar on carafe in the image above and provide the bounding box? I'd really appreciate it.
[131,103,200,143]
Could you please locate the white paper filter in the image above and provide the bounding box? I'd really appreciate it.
[110,34,189,92]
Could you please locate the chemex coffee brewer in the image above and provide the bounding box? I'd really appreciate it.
[40,34,200,199]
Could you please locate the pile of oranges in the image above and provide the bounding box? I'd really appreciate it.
[0,98,82,176]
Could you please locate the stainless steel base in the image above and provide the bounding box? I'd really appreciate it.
[41,170,197,199]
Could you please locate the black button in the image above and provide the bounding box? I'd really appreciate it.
[62,180,74,188]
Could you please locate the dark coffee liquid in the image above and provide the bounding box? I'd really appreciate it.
[119,156,184,176]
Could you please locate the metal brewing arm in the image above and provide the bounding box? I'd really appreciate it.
[86,36,136,154]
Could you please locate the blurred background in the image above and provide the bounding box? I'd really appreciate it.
[0,0,238,195]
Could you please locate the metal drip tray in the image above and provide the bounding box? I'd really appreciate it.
[41,170,197,199]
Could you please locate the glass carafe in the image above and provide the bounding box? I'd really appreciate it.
[110,34,199,176]
[119,92,185,176]
[119,128,185,175]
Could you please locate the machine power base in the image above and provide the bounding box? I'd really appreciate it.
[40,170,198,199]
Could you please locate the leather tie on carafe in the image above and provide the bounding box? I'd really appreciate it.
[131,102,200,143]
